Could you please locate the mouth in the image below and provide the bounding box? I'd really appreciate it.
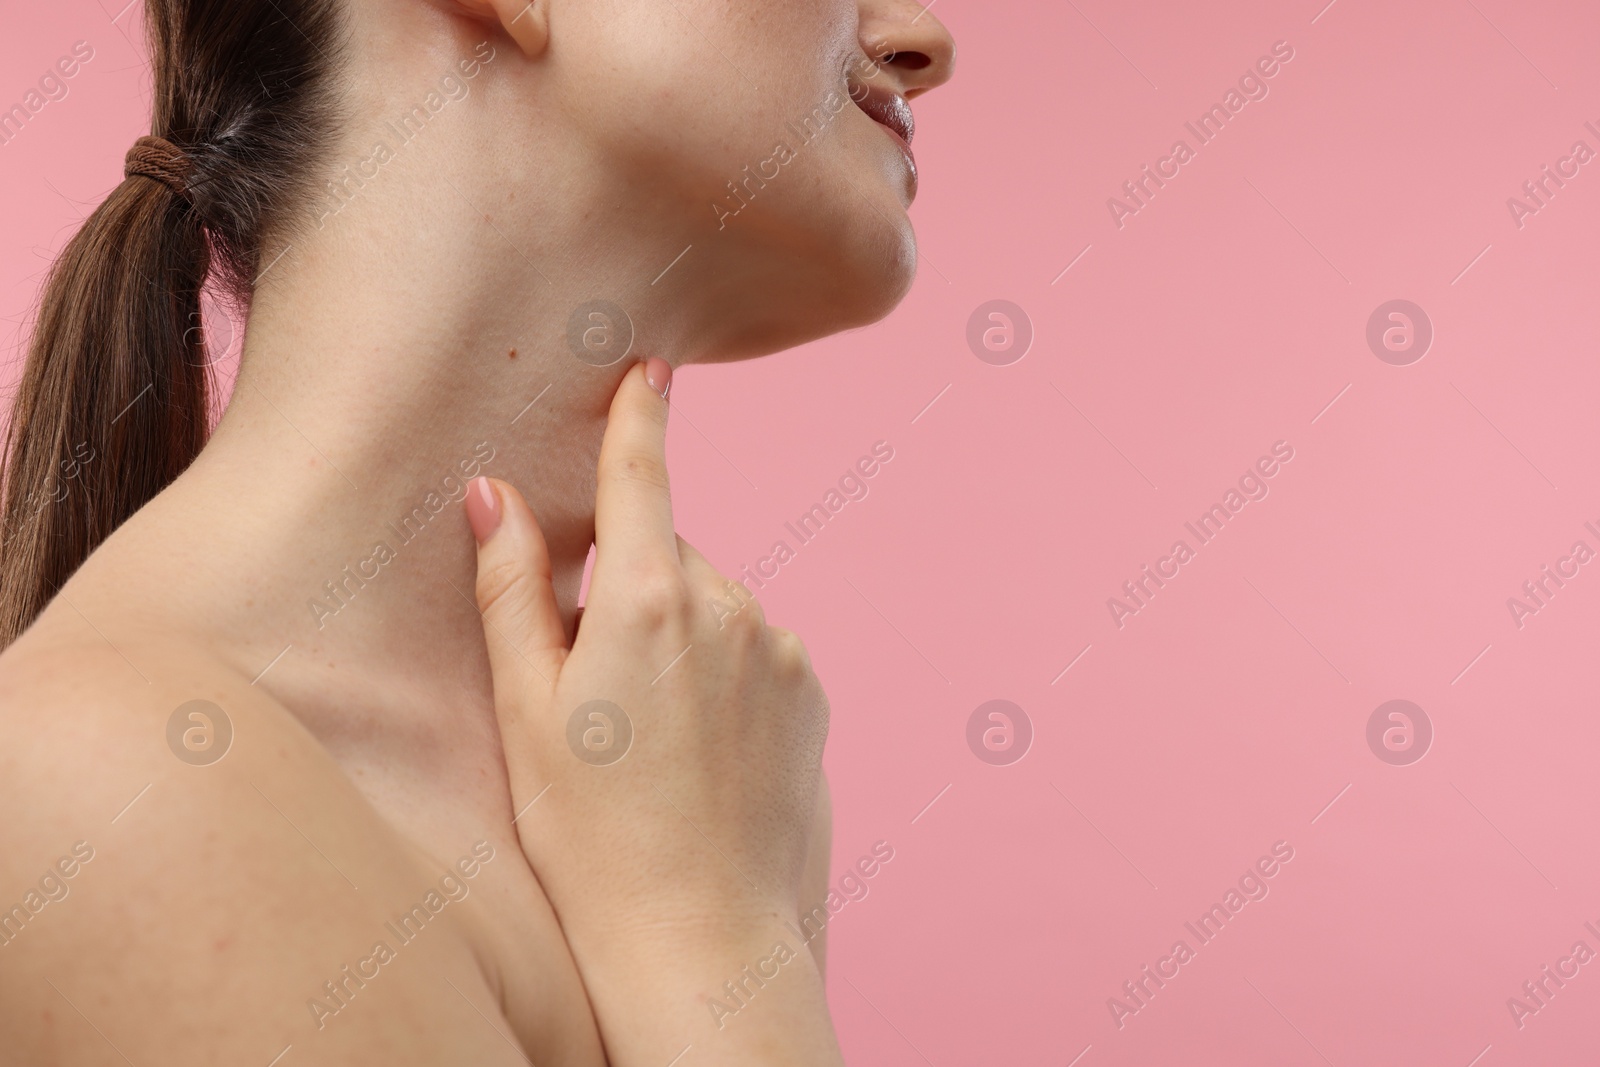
[850,83,917,192]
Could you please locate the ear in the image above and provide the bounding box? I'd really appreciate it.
[458,0,549,57]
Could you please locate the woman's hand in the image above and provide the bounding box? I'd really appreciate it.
[467,359,843,1067]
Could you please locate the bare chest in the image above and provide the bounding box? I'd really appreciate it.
[311,715,607,1064]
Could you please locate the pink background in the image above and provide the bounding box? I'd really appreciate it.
[8,0,1600,1063]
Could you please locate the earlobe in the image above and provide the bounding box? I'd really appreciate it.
[487,0,549,57]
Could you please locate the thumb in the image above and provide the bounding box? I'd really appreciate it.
[467,476,569,693]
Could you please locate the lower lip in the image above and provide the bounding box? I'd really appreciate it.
[872,121,918,190]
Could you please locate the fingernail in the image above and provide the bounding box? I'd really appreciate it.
[644,356,672,401]
[466,477,502,544]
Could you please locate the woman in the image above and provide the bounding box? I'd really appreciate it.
[0,0,953,1062]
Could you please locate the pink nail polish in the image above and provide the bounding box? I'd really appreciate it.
[466,477,502,544]
[644,356,672,400]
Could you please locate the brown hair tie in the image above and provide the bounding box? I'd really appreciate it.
[123,135,192,200]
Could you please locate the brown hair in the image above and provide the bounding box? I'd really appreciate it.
[0,0,343,646]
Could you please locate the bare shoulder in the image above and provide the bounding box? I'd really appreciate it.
[0,617,524,1066]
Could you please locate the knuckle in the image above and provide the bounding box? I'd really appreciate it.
[604,448,671,493]
[629,566,691,629]
[766,625,814,677]
[476,554,530,620]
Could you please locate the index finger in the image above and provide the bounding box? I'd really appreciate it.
[594,357,677,571]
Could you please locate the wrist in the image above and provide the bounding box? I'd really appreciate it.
[575,917,842,1067]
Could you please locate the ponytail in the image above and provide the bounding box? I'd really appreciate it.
[0,0,343,646]
[0,153,211,645]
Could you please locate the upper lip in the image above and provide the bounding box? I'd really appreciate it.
[851,85,915,148]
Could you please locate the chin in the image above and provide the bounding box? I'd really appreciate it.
[695,204,919,364]
[814,216,918,330]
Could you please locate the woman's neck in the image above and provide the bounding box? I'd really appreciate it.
[65,132,689,754]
